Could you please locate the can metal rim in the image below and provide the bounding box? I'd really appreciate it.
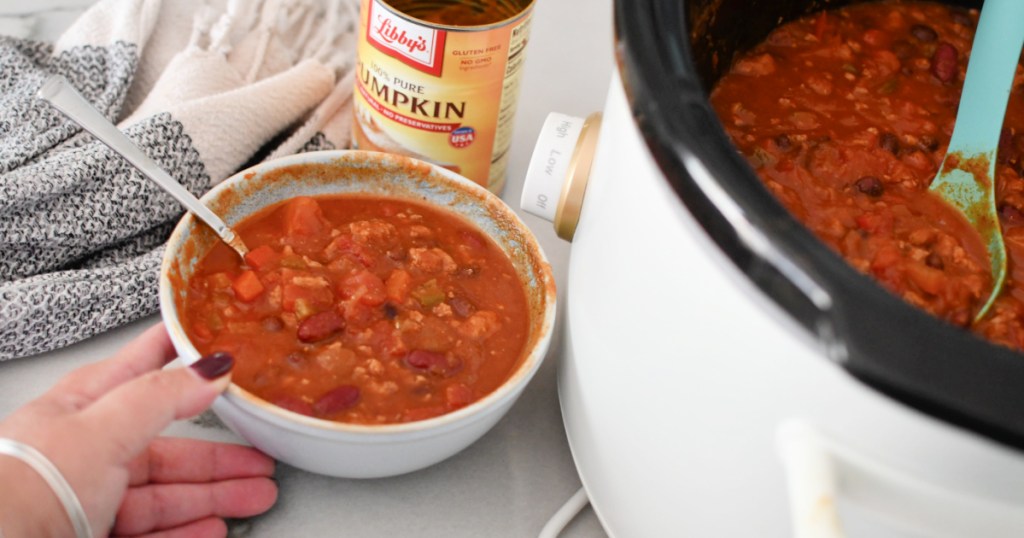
[374,0,536,31]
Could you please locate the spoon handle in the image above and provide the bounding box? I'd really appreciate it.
[946,0,1024,155]
[36,75,248,256]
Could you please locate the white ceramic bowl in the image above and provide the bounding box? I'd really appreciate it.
[159,150,556,478]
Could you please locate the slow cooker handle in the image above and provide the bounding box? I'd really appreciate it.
[777,419,1024,537]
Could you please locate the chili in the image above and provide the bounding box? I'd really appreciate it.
[180,195,530,424]
[711,1,1024,350]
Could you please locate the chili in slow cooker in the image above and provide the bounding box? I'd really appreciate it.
[180,195,530,424]
[711,0,1024,350]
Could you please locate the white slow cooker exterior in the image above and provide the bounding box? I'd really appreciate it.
[556,74,1024,536]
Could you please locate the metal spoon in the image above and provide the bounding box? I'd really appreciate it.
[929,0,1024,323]
[36,75,249,259]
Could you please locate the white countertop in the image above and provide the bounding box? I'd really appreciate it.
[0,0,614,536]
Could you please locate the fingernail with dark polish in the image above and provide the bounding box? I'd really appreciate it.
[192,352,234,380]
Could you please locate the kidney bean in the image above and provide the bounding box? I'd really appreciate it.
[891,39,914,60]
[458,230,486,251]
[879,132,900,155]
[1000,204,1024,224]
[249,365,282,389]
[950,309,971,328]
[910,24,937,42]
[855,176,884,197]
[405,349,462,376]
[950,10,973,27]
[918,135,939,152]
[273,396,314,417]
[297,310,346,343]
[284,352,306,369]
[314,385,361,415]
[406,349,444,369]
[998,128,1014,164]
[931,42,958,83]
[998,130,1024,165]
[449,296,475,318]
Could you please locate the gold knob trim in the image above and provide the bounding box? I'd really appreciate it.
[554,113,602,241]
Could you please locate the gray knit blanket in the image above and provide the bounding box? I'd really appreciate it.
[0,0,357,360]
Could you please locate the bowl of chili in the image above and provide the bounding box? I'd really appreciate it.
[158,150,556,478]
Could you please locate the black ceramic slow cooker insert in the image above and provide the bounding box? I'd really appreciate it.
[613,0,1024,448]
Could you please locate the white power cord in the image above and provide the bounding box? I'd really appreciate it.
[539,487,591,538]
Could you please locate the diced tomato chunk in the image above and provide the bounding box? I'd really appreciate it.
[341,301,377,326]
[244,245,278,270]
[906,262,945,296]
[282,283,332,314]
[282,197,327,238]
[855,210,895,235]
[862,28,890,48]
[280,269,332,314]
[191,321,213,342]
[445,383,473,409]
[231,271,265,302]
[380,334,408,358]
[282,284,308,313]
[342,270,386,306]
[870,244,902,277]
[386,269,412,303]
[324,235,375,267]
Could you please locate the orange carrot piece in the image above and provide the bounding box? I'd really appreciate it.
[244,245,277,270]
[232,270,265,302]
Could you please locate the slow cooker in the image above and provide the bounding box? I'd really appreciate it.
[521,0,1024,535]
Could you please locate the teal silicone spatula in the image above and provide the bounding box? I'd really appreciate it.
[929,0,1024,323]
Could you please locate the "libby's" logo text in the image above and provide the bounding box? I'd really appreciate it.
[366,0,447,76]
[375,17,427,55]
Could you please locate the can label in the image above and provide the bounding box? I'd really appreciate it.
[353,0,533,193]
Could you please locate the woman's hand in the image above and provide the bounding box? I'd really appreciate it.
[0,323,278,537]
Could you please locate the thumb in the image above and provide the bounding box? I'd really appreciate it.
[79,353,234,463]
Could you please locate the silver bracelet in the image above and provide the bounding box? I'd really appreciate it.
[0,438,92,538]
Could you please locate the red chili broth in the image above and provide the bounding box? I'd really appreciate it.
[180,195,531,424]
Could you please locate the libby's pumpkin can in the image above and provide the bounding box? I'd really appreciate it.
[353,0,535,193]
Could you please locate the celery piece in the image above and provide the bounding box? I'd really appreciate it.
[294,298,315,319]
[878,79,899,95]
[411,279,445,307]
[207,312,224,331]
[281,255,307,269]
